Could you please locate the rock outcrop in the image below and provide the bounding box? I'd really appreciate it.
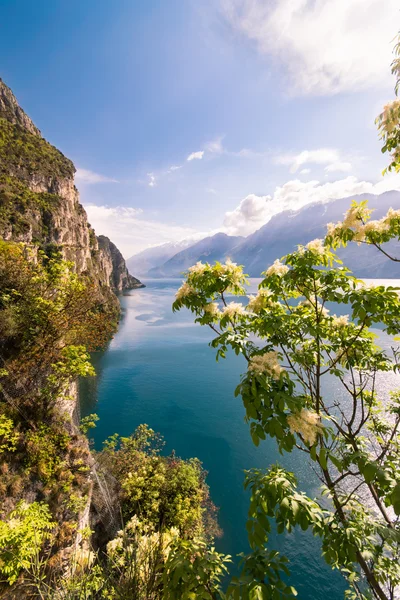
[0,77,41,136]
[97,235,143,292]
[0,78,142,293]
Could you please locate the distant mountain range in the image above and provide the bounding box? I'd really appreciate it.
[147,233,244,278]
[127,191,400,279]
[126,239,197,276]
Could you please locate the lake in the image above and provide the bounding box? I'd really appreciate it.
[79,278,400,599]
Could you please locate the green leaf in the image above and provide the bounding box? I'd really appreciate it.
[363,462,377,484]
[319,447,327,470]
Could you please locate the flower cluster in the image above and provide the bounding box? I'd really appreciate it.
[287,409,322,446]
[222,301,245,319]
[265,259,289,277]
[106,515,180,570]
[188,261,207,274]
[246,289,277,313]
[175,282,196,300]
[203,302,221,318]
[221,258,244,285]
[326,204,399,246]
[248,351,284,380]
[379,99,400,135]
[331,314,349,328]
[305,238,326,255]
[72,547,95,572]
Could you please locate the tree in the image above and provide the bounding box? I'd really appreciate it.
[171,36,400,599]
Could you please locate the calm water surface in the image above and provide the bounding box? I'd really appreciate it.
[80,278,400,600]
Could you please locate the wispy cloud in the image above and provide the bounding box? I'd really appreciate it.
[205,136,225,154]
[147,173,157,187]
[187,150,204,161]
[222,0,399,95]
[324,161,352,173]
[83,203,203,258]
[75,168,119,184]
[275,148,344,173]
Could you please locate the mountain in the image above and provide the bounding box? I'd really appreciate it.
[0,78,143,294]
[127,238,201,275]
[148,232,244,277]
[97,235,143,291]
[228,192,400,278]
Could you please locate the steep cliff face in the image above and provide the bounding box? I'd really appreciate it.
[0,78,142,292]
[97,235,143,291]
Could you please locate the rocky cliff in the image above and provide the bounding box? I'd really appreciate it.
[97,235,143,291]
[0,78,142,294]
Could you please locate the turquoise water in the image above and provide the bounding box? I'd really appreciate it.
[79,278,399,599]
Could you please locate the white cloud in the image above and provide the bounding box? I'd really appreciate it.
[325,161,352,173]
[205,136,224,154]
[224,194,272,236]
[187,151,204,161]
[223,174,400,236]
[222,0,399,95]
[300,168,311,175]
[168,165,182,172]
[147,173,157,187]
[75,168,119,184]
[276,148,341,173]
[84,203,203,258]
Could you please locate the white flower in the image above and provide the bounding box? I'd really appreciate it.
[73,548,95,570]
[175,282,195,300]
[384,207,400,223]
[363,219,389,235]
[265,259,289,277]
[107,537,123,556]
[188,261,207,274]
[305,238,326,255]
[247,289,276,313]
[342,205,373,231]
[380,100,400,134]
[326,222,341,237]
[248,351,284,380]
[331,314,349,328]
[222,301,245,318]
[221,258,243,284]
[203,302,220,317]
[287,409,322,446]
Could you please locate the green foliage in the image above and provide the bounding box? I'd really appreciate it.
[79,413,99,435]
[173,232,400,599]
[0,413,19,453]
[0,118,74,183]
[52,346,95,378]
[227,549,297,600]
[0,501,54,584]
[0,174,61,240]
[25,423,70,484]
[0,240,117,370]
[163,538,231,599]
[101,425,213,539]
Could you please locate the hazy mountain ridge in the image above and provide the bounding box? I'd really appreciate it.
[133,192,400,278]
[126,238,201,275]
[147,232,244,278]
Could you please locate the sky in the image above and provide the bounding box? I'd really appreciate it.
[1,0,400,258]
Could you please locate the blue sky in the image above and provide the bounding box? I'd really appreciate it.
[1,0,399,257]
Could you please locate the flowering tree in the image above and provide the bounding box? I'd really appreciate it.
[173,241,400,599]
[171,45,400,597]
